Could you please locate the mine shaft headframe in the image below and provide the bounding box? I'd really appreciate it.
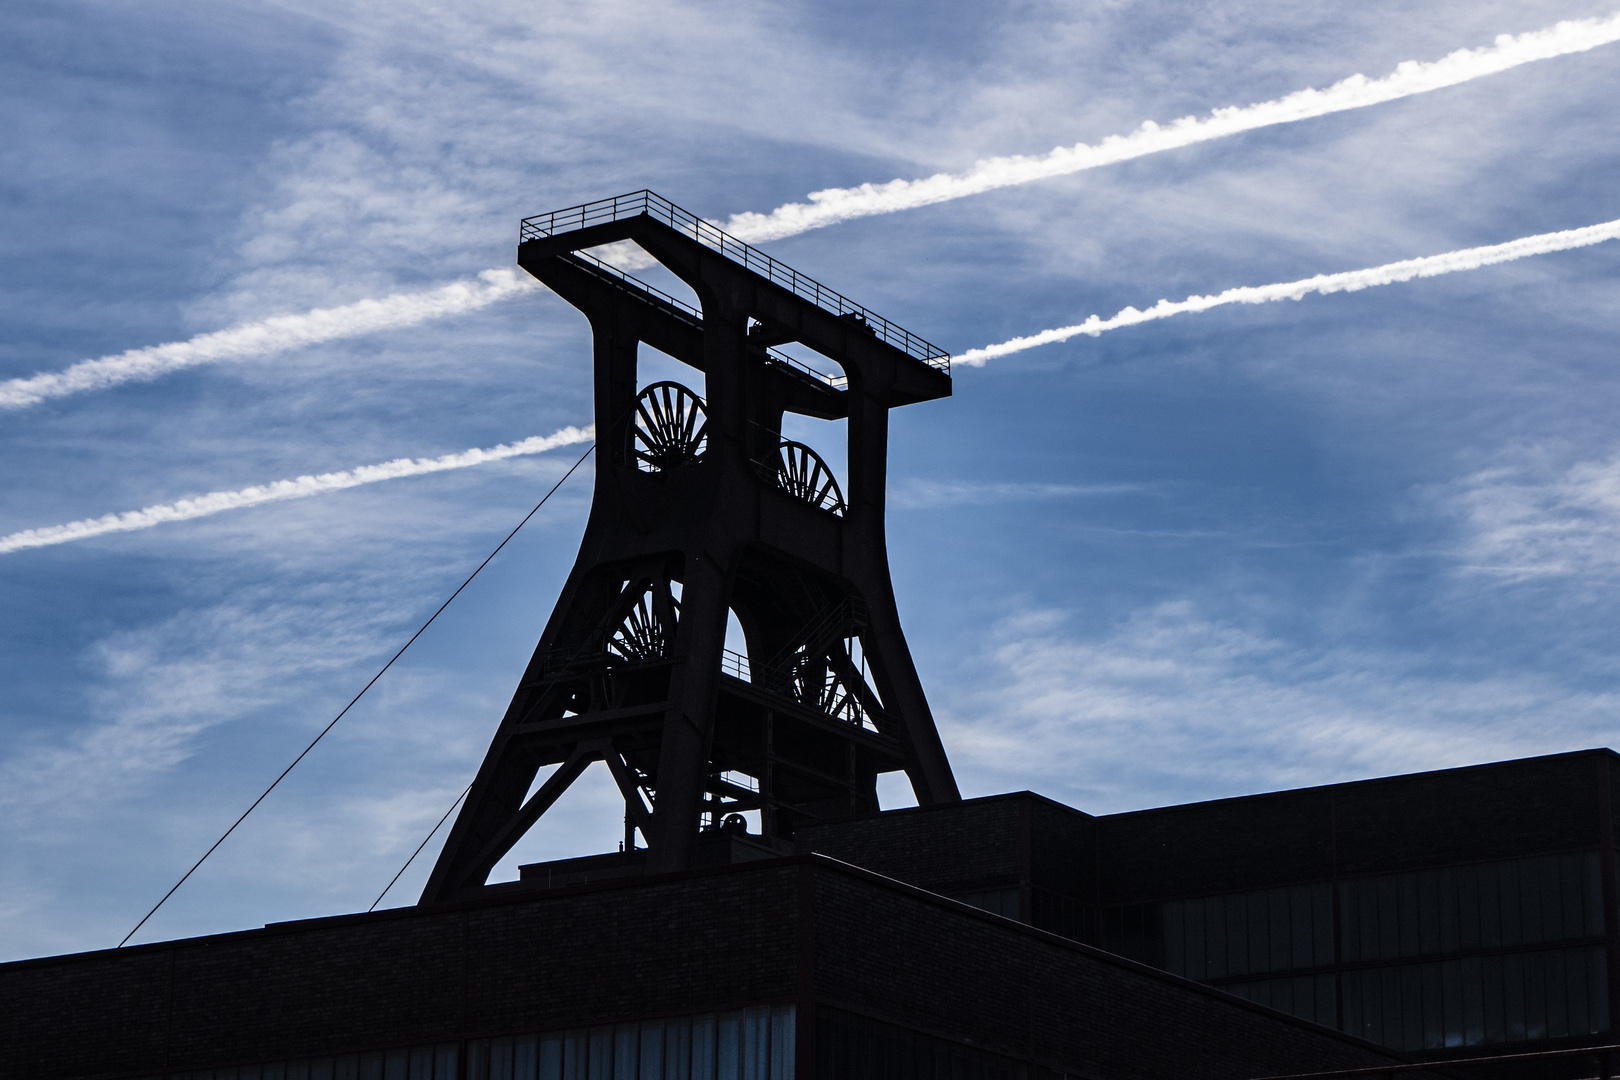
[417,191,957,903]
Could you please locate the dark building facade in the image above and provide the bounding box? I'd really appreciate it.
[0,856,1421,1080]
[798,748,1620,1064]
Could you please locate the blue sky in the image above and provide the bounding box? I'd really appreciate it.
[4,0,1620,960]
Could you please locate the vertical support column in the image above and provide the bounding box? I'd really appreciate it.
[1596,754,1620,1036]
[645,553,729,874]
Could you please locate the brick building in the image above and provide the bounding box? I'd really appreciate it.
[4,749,1616,1079]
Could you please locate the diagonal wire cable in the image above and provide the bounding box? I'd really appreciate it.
[369,781,473,911]
[117,442,596,948]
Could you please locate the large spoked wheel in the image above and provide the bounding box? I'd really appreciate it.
[776,441,845,515]
[630,381,707,473]
[608,587,679,662]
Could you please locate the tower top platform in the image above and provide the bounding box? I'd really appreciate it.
[519,189,951,373]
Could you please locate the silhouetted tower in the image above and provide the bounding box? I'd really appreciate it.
[421,192,959,902]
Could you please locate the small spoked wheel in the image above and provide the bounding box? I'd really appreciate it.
[629,382,707,473]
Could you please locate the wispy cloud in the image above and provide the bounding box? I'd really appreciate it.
[0,425,591,554]
[955,216,1620,365]
[940,603,1620,811]
[1450,450,1620,583]
[890,478,1144,510]
[0,269,538,409]
[723,11,1620,243]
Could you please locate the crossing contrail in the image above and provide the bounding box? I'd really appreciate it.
[8,13,1616,410]
[723,11,1620,243]
[0,270,540,410]
[953,217,1620,366]
[0,425,592,554]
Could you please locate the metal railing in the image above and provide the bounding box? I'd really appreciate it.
[521,190,950,373]
[565,250,848,391]
[720,648,751,682]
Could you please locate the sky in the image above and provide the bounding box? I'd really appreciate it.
[3,0,1619,960]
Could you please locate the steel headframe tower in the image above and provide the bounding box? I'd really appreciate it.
[421,192,960,903]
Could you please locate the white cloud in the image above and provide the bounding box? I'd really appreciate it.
[939,602,1620,813]
[1449,448,1620,582]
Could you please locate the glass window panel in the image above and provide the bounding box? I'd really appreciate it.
[1248,891,1269,975]
[1591,945,1612,1034]
[639,1026,663,1080]
[565,1032,588,1080]
[1227,894,1248,978]
[1421,962,1444,1050]
[384,1049,410,1080]
[491,1038,515,1080]
[1397,874,1421,959]
[1503,952,1527,1043]
[1185,898,1206,980]
[1288,888,1312,973]
[1418,872,1441,957]
[541,1037,564,1080]
[663,1023,690,1080]
[1567,947,1592,1037]
[1292,976,1315,1024]
[1499,862,1524,946]
[1163,900,1185,977]
[717,1016,740,1080]
[1400,965,1423,1051]
[335,1056,361,1080]
[1482,955,1506,1045]
[1315,974,1337,1031]
[1342,971,1367,1044]
[312,1060,337,1080]
[1462,957,1485,1046]
[1437,869,1460,956]
[1458,866,1481,953]
[1377,877,1400,961]
[1478,864,1503,950]
[1264,890,1287,973]
[1313,885,1334,968]
[1586,853,1607,938]
[515,1037,538,1080]
[436,1047,458,1080]
[1541,857,1567,944]
[744,1011,771,1080]
[1338,882,1360,964]
[614,1027,638,1080]
[1442,959,1464,1048]
[287,1065,311,1080]
[360,1051,385,1080]
[1203,896,1226,979]
[770,1007,794,1080]
[1380,966,1404,1049]
[1521,859,1547,945]
[1525,950,1548,1041]
[589,1029,614,1080]
[1546,950,1570,1039]
[690,1019,715,1080]
[1271,975,1293,1016]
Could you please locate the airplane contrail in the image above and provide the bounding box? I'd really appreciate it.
[7,12,1615,410]
[953,217,1620,366]
[0,425,592,554]
[0,270,540,410]
[722,11,1620,243]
